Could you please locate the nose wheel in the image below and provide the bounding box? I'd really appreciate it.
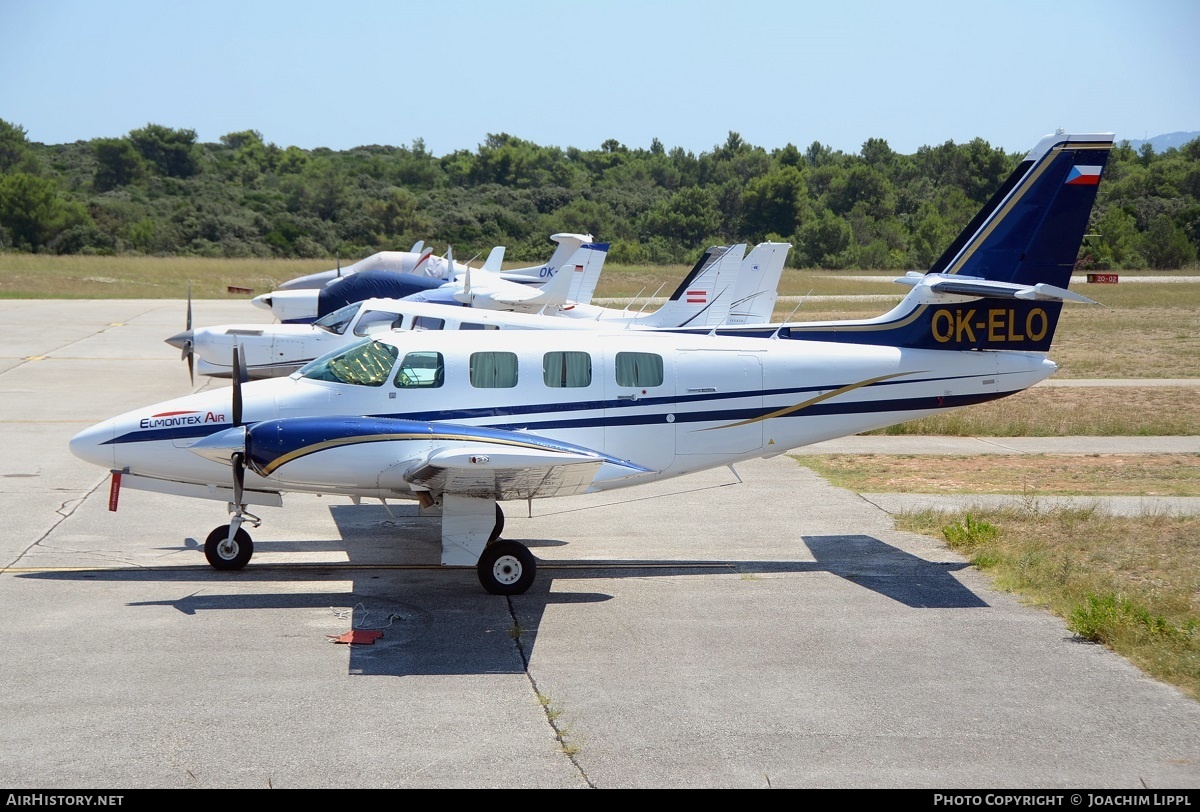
[204,524,254,570]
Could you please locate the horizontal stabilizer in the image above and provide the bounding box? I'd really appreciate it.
[899,273,1097,304]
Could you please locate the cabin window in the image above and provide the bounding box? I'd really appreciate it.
[543,351,591,388]
[615,352,664,387]
[354,309,402,336]
[312,302,361,335]
[470,351,518,388]
[412,316,445,331]
[298,339,398,387]
[394,351,444,388]
[460,322,499,331]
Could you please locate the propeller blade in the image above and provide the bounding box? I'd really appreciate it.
[231,344,246,427]
[186,344,194,386]
[186,285,192,332]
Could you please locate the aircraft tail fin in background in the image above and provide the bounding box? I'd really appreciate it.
[481,246,506,273]
[723,242,791,325]
[634,243,747,328]
[775,131,1114,352]
[499,233,595,282]
[560,242,611,305]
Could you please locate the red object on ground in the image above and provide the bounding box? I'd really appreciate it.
[328,630,384,645]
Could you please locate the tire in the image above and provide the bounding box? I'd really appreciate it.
[204,525,253,570]
[476,539,535,596]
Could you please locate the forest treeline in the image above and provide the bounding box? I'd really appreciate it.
[1,118,1197,269]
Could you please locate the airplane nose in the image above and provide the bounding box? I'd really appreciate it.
[164,329,193,351]
[69,420,117,471]
[251,294,273,311]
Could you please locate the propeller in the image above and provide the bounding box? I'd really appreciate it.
[182,343,257,536]
[232,342,246,429]
[230,343,248,510]
[164,286,196,385]
[184,343,251,513]
[454,260,475,305]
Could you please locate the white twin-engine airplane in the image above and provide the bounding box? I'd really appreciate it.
[250,233,607,324]
[170,241,790,380]
[70,130,1113,596]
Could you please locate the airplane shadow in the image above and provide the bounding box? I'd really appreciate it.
[21,505,984,678]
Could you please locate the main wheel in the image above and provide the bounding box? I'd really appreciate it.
[476,539,535,596]
[489,503,505,544]
[204,525,253,570]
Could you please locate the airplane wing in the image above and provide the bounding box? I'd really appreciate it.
[236,416,654,501]
[402,445,613,499]
[455,259,577,309]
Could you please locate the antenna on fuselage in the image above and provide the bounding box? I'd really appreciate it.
[638,282,667,316]
[622,286,648,317]
[771,289,812,339]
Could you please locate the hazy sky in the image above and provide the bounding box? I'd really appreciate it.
[2,0,1197,157]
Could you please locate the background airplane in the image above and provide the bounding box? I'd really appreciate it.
[71,130,1113,596]
[274,240,434,290]
[251,233,604,323]
[168,242,787,380]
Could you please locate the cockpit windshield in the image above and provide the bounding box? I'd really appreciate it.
[297,338,399,386]
[312,302,362,335]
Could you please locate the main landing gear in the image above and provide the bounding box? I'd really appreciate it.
[475,504,537,596]
[200,500,537,596]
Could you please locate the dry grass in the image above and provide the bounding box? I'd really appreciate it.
[895,505,1200,701]
[0,254,334,299]
[795,453,1200,496]
[791,450,1200,700]
[872,386,1200,436]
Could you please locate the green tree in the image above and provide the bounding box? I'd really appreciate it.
[797,209,853,268]
[128,123,200,178]
[0,118,37,174]
[860,137,896,168]
[1140,214,1197,269]
[91,138,144,191]
[741,166,808,239]
[639,186,721,247]
[0,172,89,251]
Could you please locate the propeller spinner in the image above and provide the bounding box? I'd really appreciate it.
[163,287,195,385]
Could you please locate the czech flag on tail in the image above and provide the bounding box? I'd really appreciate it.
[1065,165,1103,185]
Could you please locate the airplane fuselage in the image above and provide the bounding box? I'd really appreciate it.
[73,329,1056,505]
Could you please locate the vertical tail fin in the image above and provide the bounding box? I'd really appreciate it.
[723,242,791,325]
[634,244,747,328]
[500,233,594,282]
[775,131,1113,352]
[933,131,1113,288]
[560,242,611,305]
